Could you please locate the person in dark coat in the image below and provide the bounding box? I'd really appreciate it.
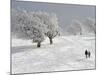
[88,51,91,58]
[85,50,88,58]
[85,50,91,59]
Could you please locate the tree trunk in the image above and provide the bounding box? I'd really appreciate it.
[49,38,53,44]
[37,42,41,47]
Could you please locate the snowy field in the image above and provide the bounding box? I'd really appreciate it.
[11,35,95,74]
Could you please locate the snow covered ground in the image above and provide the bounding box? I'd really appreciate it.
[11,35,95,74]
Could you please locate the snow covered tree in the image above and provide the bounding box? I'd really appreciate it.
[82,17,96,34]
[11,9,47,47]
[35,12,59,44]
[45,14,59,44]
[68,19,82,35]
[22,25,45,47]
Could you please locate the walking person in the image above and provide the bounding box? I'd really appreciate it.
[85,50,88,58]
[85,49,91,59]
[88,51,91,58]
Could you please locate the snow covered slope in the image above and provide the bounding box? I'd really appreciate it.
[11,35,95,74]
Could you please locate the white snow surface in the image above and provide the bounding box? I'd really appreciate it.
[11,35,95,74]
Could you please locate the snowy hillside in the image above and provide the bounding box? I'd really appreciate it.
[11,35,95,74]
[65,18,96,35]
